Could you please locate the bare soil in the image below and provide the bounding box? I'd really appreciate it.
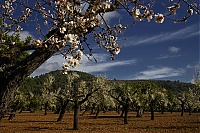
[0,111,199,133]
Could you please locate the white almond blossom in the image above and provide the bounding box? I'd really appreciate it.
[155,13,164,23]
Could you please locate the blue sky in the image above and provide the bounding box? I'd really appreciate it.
[20,2,199,83]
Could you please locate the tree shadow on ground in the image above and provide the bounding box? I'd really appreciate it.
[86,115,145,119]
[24,126,74,132]
[8,120,56,123]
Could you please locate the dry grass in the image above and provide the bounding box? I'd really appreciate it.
[0,111,199,133]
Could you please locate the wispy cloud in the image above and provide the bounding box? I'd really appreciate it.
[131,66,185,80]
[124,24,199,46]
[156,54,181,59]
[186,64,199,69]
[31,53,137,76]
[169,46,180,53]
[74,58,137,73]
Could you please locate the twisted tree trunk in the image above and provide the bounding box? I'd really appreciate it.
[136,106,143,117]
[57,100,69,122]
[95,106,100,119]
[8,100,20,120]
[124,104,129,124]
[120,107,124,118]
[0,30,59,120]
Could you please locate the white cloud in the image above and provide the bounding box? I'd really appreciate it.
[97,11,121,25]
[131,66,185,80]
[8,31,34,41]
[124,24,199,46]
[74,58,137,73]
[103,11,121,21]
[31,62,60,77]
[186,64,200,69]
[31,53,137,76]
[30,54,65,76]
[72,54,137,73]
[156,54,181,59]
[187,64,194,69]
[169,46,180,53]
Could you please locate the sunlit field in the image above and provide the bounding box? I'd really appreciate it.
[0,111,199,133]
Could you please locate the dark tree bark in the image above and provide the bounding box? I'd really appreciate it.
[124,104,129,124]
[150,101,155,120]
[116,105,120,114]
[19,108,23,114]
[188,105,192,116]
[181,102,184,116]
[90,103,96,115]
[95,106,100,119]
[0,29,59,120]
[81,106,88,116]
[54,108,60,114]
[8,100,20,120]
[57,100,69,122]
[136,106,143,117]
[120,107,124,117]
[73,101,80,130]
[44,101,49,115]
[170,104,175,114]
[161,105,164,114]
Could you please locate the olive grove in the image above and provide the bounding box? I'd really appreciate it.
[0,0,199,120]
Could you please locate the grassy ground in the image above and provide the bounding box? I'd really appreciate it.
[0,111,199,133]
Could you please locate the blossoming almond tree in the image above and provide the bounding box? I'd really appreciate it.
[71,75,108,130]
[138,81,168,120]
[177,91,187,116]
[0,0,199,120]
[40,75,61,115]
[110,82,137,124]
[182,68,200,115]
[86,78,115,119]
[185,88,200,115]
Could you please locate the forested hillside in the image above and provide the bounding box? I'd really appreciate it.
[19,70,194,94]
[19,70,95,95]
[115,80,194,93]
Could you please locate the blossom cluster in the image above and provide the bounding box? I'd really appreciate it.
[0,0,199,74]
[132,6,155,22]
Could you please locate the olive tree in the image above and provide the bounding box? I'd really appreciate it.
[0,0,199,120]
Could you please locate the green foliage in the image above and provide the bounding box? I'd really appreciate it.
[17,70,195,112]
[0,32,32,65]
[113,80,194,93]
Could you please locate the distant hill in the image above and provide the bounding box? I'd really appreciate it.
[19,70,194,95]
[112,79,194,93]
[19,70,95,94]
